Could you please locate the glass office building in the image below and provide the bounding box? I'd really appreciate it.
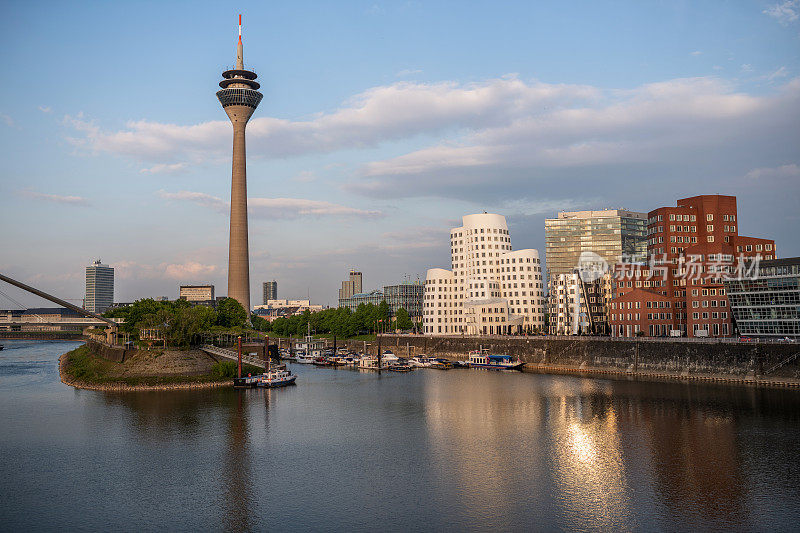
[545,209,647,282]
[85,260,114,314]
[724,257,800,338]
[339,282,423,317]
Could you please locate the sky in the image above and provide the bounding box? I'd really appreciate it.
[1,0,799,309]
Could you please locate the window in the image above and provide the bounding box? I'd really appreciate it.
[707,214,713,221]
[707,224,714,232]
[707,236,715,243]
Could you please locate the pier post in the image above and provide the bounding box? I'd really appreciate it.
[237,336,242,378]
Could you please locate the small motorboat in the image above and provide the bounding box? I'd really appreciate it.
[312,357,331,366]
[468,350,524,370]
[388,362,414,372]
[430,358,453,370]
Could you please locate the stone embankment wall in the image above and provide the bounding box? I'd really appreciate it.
[87,339,132,363]
[378,335,800,386]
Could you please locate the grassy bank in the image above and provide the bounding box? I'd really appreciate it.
[61,344,261,389]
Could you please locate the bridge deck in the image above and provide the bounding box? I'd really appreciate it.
[200,345,266,369]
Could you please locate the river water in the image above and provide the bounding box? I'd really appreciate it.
[1,340,799,531]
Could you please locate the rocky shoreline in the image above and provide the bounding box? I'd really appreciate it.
[58,351,232,392]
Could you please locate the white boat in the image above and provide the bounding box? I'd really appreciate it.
[295,350,315,364]
[409,356,434,368]
[256,366,297,388]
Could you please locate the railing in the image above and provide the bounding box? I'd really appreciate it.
[200,345,266,369]
[383,333,798,344]
[764,352,800,375]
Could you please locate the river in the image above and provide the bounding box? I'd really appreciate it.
[1,339,799,531]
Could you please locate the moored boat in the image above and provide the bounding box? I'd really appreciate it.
[256,366,297,388]
[467,350,524,370]
[430,358,453,370]
[388,362,414,372]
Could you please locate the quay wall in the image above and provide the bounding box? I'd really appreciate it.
[377,335,800,385]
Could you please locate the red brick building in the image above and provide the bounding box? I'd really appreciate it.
[609,195,775,338]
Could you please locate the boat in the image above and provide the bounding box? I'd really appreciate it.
[0,344,4,351]
[409,356,433,368]
[295,350,314,364]
[430,358,453,370]
[388,362,414,372]
[256,366,297,388]
[467,349,524,370]
[312,357,331,366]
[233,373,260,388]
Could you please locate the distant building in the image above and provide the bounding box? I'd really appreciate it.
[338,270,363,301]
[0,308,83,332]
[422,213,546,336]
[253,299,324,322]
[179,285,215,306]
[262,280,278,304]
[724,257,800,339]
[338,282,424,318]
[85,260,114,314]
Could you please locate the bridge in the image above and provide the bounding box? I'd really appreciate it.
[200,344,267,369]
[0,272,120,344]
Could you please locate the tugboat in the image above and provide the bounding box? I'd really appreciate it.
[467,349,524,370]
[256,364,297,388]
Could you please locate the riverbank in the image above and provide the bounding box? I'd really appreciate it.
[380,335,800,389]
[59,344,259,392]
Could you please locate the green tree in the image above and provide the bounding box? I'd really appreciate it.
[395,307,413,330]
[216,298,248,328]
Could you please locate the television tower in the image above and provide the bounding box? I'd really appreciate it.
[217,14,262,316]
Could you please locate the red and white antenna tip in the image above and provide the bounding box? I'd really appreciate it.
[238,14,242,38]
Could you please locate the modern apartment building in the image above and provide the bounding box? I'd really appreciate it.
[85,260,114,314]
[262,280,277,304]
[545,209,646,335]
[549,273,613,335]
[610,195,776,338]
[338,270,363,302]
[724,257,800,338]
[253,299,324,321]
[423,213,546,335]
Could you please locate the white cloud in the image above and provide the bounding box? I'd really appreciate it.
[140,162,189,174]
[766,66,789,81]
[690,51,702,56]
[1,114,13,127]
[741,64,754,72]
[396,68,423,77]
[112,260,219,281]
[63,77,599,165]
[763,0,799,25]
[38,105,52,113]
[19,189,91,206]
[745,163,800,180]
[157,190,383,219]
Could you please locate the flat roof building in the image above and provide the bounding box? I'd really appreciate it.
[262,281,277,304]
[85,260,114,314]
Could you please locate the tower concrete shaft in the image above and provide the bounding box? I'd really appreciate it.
[217,15,263,316]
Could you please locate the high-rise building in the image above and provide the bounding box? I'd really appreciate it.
[545,209,647,336]
[423,213,546,335]
[217,15,262,316]
[338,270,363,301]
[262,281,277,304]
[85,260,114,314]
[609,195,776,338]
[545,209,647,281]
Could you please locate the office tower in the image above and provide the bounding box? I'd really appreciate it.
[422,213,546,335]
[85,259,114,314]
[338,270,363,302]
[217,15,262,316]
[263,280,278,304]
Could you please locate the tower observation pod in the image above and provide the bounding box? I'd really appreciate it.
[217,14,262,317]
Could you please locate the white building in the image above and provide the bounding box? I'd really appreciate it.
[423,213,546,335]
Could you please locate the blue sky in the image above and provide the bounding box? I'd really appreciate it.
[1,0,799,308]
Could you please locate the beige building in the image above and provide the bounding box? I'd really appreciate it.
[179,285,215,303]
[338,270,363,301]
[423,213,546,335]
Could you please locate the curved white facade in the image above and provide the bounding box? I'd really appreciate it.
[423,213,545,335]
